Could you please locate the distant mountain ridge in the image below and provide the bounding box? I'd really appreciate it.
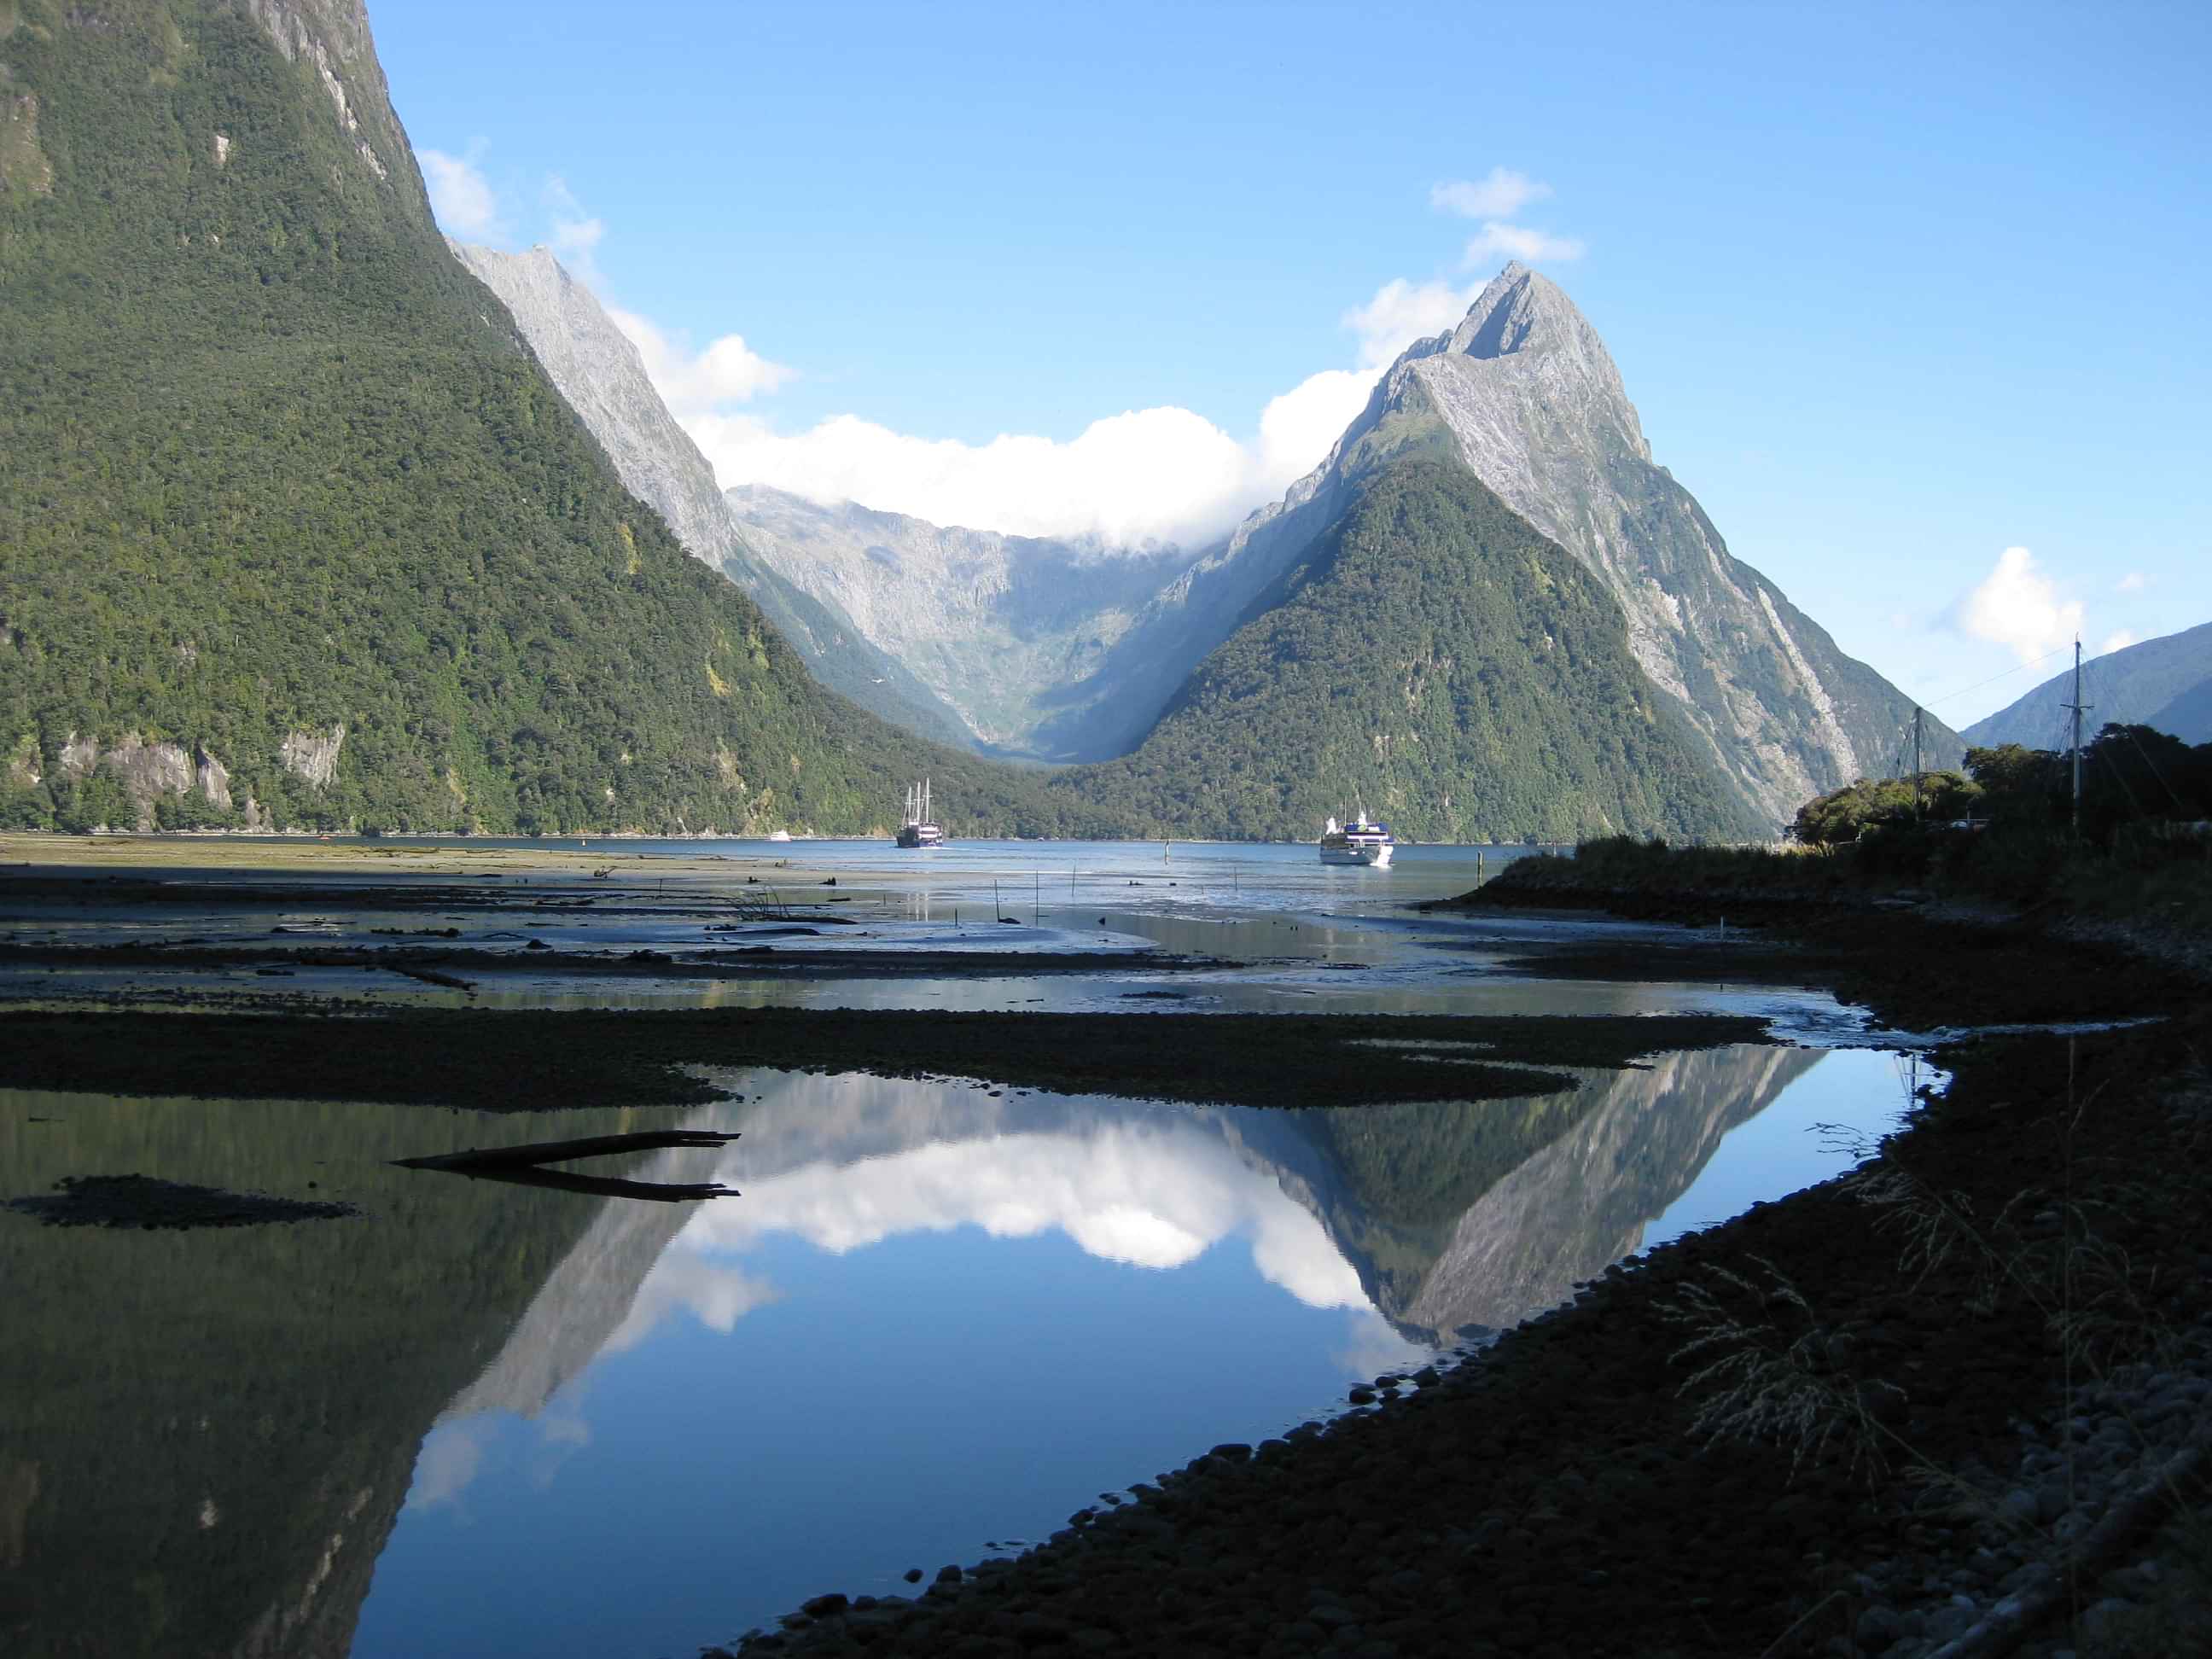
[447,242,978,751]
[1962,621,2212,749]
[726,483,1200,758]
[731,265,1949,833]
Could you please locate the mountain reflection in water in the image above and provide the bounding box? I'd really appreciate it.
[0,1043,1903,1659]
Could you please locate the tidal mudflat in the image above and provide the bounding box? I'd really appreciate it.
[4,834,2203,1657]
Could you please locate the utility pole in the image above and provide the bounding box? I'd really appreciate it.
[1911,706,1924,821]
[2062,638,2091,836]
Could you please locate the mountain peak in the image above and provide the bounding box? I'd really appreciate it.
[1445,262,1599,363]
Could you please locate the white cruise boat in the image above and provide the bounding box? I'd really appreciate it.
[1318,809,1394,867]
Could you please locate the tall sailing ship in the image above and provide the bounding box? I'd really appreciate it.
[895,778,945,849]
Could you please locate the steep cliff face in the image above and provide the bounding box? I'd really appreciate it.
[1268,265,1958,829]
[727,486,1201,758]
[448,243,975,750]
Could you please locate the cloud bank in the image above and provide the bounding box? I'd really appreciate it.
[687,248,1539,547]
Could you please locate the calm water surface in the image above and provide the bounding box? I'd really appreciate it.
[1,841,1934,1655]
[1,1048,1929,1657]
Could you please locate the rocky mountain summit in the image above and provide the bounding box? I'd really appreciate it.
[1258,264,1955,831]
[451,242,975,749]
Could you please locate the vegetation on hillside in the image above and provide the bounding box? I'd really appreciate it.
[1481,724,2212,930]
[0,2,1103,836]
[1047,457,1763,843]
[0,4,1812,847]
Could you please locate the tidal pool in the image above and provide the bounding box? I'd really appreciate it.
[1,1044,1925,1656]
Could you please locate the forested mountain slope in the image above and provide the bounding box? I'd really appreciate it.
[0,0,1078,835]
[1049,457,1762,843]
[447,242,978,752]
[1194,265,1954,832]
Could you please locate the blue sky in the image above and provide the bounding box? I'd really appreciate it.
[370,0,2209,727]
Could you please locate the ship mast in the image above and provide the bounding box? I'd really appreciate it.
[2061,638,2091,835]
[1911,705,1924,821]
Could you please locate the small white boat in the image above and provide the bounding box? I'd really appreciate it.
[767,830,792,843]
[1318,808,1394,867]
[895,778,945,849]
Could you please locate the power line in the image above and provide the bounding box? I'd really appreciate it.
[1915,643,2078,713]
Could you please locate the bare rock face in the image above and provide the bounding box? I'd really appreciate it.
[238,0,399,185]
[1272,264,1957,830]
[48,731,238,829]
[102,732,194,803]
[448,242,975,751]
[280,725,344,788]
[195,749,233,810]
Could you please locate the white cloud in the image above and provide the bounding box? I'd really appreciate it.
[692,405,1266,547]
[1431,167,1552,220]
[2098,629,2137,656]
[421,142,503,240]
[609,307,793,416]
[1343,276,1481,368]
[669,1083,1373,1313]
[2116,571,2148,592]
[1953,547,2085,663]
[1460,223,1586,267]
[603,1254,778,1355]
[1254,369,1372,486]
[542,174,605,280]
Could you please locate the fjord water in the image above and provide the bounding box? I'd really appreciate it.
[0,1045,1924,1657]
